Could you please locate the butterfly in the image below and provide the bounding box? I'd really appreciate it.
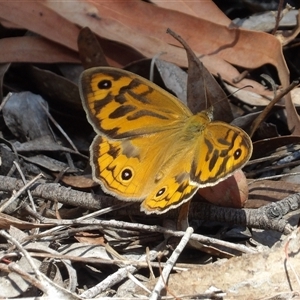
[79,67,252,214]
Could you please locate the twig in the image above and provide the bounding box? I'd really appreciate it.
[284,229,300,288]
[28,202,133,239]
[0,173,43,212]
[38,101,79,153]
[23,205,255,255]
[247,159,300,177]
[192,198,297,235]
[0,175,297,234]
[127,272,152,294]
[249,171,300,183]
[13,161,37,213]
[271,0,285,35]
[149,227,194,300]
[250,80,299,137]
[150,51,166,82]
[26,252,190,271]
[0,92,12,111]
[80,242,163,298]
[0,230,80,299]
[0,230,43,280]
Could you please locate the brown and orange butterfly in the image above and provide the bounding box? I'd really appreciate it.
[79,67,252,214]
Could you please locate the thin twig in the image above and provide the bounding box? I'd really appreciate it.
[28,202,133,238]
[0,173,43,212]
[149,51,166,82]
[25,252,190,271]
[149,227,194,300]
[0,230,43,280]
[284,229,300,288]
[80,242,163,298]
[0,92,12,111]
[23,205,256,255]
[38,101,79,153]
[0,230,81,299]
[13,161,37,213]
[271,0,285,35]
[250,81,299,137]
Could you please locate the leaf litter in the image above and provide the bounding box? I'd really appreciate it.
[0,1,299,299]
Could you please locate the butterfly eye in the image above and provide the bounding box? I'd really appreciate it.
[98,80,112,90]
[121,168,133,181]
[234,149,242,160]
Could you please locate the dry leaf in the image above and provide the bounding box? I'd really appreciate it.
[134,229,300,299]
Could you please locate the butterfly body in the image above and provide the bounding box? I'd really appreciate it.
[79,67,252,214]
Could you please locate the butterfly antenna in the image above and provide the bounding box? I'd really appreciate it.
[216,85,254,105]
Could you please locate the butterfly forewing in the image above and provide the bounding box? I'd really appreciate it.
[80,67,192,139]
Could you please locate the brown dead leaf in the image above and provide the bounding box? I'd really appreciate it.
[0,213,51,229]
[77,27,109,69]
[44,0,300,133]
[74,232,105,245]
[0,37,79,64]
[134,229,300,299]
[42,0,285,92]
[151,0,232,26]
[252,136,300,159]
[100,1,287,88]
[0,1,79,51]
[59,174,98,189]
[247,179,300,208]
[27,66,82,109]
[1,1,299,133]
[199,170,249,208]
[168,28,233,122]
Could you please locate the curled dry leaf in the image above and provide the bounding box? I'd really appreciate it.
[198,170,249,208]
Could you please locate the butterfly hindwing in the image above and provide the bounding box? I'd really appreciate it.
[91,130,200,214]
[191,121,253,185]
